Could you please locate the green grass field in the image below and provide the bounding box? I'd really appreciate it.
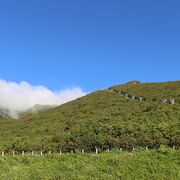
[0,148,179,180]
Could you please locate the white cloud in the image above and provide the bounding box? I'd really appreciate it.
[0,79,87,118]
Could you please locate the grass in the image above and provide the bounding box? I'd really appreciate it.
[0,149,179,180]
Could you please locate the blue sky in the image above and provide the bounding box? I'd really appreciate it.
[0,0,179,92]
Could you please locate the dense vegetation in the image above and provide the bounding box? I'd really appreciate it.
[0,148,179,179]
[0,81,179,152]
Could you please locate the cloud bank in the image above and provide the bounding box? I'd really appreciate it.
[0,79,86,118]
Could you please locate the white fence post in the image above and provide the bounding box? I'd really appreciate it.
[120,148,123,152]
[32,151,34,156]
[96,148,98,154]
[2,151,4,156]
[59,150,62,155]
[22,151,25,156]
[82,149,84,154]
[146,147,148,151]
[13,151,15,156]
[49,151,51,155]
[40,151,43,156]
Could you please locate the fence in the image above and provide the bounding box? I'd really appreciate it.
[1,145,177,156]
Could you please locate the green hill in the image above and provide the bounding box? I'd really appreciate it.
[0,81,179,152]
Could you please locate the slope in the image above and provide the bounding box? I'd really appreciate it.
[0,81,179,152]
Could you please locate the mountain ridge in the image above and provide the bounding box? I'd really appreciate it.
[0,104,58,119]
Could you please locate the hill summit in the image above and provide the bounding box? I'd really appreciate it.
[126,80,141,85]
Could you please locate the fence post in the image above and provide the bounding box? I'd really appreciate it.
[13,151,15,156]
[71,150,74,154]
[59,150,62,155]
[96,148,98,154]
[82,149,85,154]
[40,151,43,156]
[133,147,135,151]
[22,151,25,156]
[48,151,51,155]
[146,147,148,151]
[2,151,4,156]
[173,145,175,150]
[32,151,34,156]
[120,148,123,152]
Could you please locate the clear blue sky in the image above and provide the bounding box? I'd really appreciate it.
[0,0,179,92]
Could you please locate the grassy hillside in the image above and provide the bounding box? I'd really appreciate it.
[0,149,179,180]
[112,81,180,102]
[0,81,179,152]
